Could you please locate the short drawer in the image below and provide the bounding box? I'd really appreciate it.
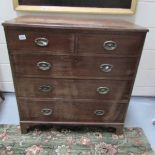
[18,98,128,123]
[16,78,131,100]
[12,53,137,78]
[77,34,145,56]
[5,28,74,53]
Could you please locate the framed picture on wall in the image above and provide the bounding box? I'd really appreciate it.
[13,0,137,14]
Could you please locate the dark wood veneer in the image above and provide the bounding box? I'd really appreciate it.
[15,78,131,100]
[11,53,138,78]
[5,28,74,52]
[2,16,148,134]
[18,98,127,122]
[77,33,145,56]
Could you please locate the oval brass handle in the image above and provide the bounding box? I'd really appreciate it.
[95,110,105,116]
[39,85,53,92]
[35,38,49,47]
[103,41,117,51]
[100,64,113,72]
[97,87,110,95]
[37,61,52,71]
[41,108,52,116]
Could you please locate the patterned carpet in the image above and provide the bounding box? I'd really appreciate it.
[0,125,154,155]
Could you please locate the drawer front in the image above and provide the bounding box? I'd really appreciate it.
[12,54,137,78]
[16,78,131,100]
[77,34,145,56]
[19,98,128,123]
[5,28,74,53]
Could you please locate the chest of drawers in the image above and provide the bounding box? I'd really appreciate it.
[2,16,148,134]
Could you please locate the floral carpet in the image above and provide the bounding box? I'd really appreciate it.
[0,125,154,155]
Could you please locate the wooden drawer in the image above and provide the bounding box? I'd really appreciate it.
[5,28,74,53]
[16,78,131,100]
[77,34,145,56]
[12,53,137,78]
[19,98,128,123]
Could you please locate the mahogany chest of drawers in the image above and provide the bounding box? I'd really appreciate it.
[2,16,148,134]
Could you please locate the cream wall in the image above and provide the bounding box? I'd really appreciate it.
[0,0,155,96]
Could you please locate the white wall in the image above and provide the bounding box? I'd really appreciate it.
[0,0,155,96]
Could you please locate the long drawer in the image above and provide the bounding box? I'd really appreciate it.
[77,33,145,56]
[16,78,131,100]
[11,53,137,78]
[18,98,128,123]
[5,27,74,53]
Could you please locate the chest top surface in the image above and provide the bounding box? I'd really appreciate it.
[2,15,148,32]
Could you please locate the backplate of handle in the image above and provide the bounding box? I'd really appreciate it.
[41,108,52,116]
[95,110,105,116]
[37,61,52,71]
[97,87,110,95]
[100,64,113,72]
[39,85,53,92]
[35,38,49,47]
[103,41,117,51]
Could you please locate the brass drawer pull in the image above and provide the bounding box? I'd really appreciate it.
[103,41,117,51]
[39,85,53,92]
[35,38,49,47]
[97,87,110,95]
[41,108,53,116]
[95,110,105,116]
[37,61,52,71]
[100,64,113,72]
